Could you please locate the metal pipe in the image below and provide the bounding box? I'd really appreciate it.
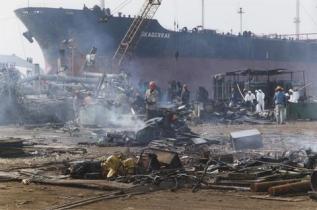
[295,0,301,40]
[238,7,244,34]
[19,74,99,84]
[82,72,103,78]
[201,0,205,29]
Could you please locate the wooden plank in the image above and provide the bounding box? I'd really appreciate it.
[250,195,308,202]
[202,185,250,191]
[250,179,302,192]
[0,171,134,191]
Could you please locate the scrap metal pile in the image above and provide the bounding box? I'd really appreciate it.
[58,135,317,202]
[53,128,316,202]
[3,129,317,207]
[0,66,75,124]
[0,66,23,124]
[195,100,274,125]
[0,65,137,125]
[78,104,198,147]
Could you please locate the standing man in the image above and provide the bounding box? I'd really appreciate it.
[145,81,159,120]
[273,86,287,124]
[259,89,265,111]
[73,90,81,124]
[195,86,209,118]
[167,80,178,102]
[229,87,239,107]
[181,84,190,106]
[255,89,265,112]
[244,91,255,111]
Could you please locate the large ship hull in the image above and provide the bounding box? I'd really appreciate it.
[15,6,317,95]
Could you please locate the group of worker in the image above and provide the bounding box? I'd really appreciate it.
[72,80,300,125]
[145,81,190,120]
[230,85,301,125]
[230,88,265,113]
[243,89,265,113]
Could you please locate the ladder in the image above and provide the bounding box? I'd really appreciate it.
[112,0,162,68]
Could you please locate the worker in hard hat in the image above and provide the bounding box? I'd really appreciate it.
[273,86,287,124]
[145,81,160,120]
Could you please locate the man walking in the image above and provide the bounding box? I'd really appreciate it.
[255,89,265,113]
[273,86,287,124]
[181,84,190,106]
[259,89,265,111]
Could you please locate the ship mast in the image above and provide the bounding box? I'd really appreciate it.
[238,7,244,34]
[294,0,301,40]
[201,0,205,29]
[100,0,105,10]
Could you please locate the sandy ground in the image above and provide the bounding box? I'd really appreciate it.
[0,122,317,209]
[0,183,316,210]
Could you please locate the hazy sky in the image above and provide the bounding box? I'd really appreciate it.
[1,0,317,66]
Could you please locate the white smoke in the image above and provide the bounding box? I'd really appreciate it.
[79,103,145,131]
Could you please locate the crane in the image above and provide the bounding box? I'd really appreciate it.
[96,0,162,94]
[112,0,162,67]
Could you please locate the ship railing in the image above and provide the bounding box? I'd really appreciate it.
[181,28,317,42]
[0,63,16,69]
[262,33,317,41]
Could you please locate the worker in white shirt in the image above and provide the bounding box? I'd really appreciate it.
[288,89,300,103]
[258,89,265,112]
[255,90,261,113]
[244,90,256,111]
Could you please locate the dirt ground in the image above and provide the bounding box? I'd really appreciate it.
[0,122,317,210]
[0,182,316,210]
